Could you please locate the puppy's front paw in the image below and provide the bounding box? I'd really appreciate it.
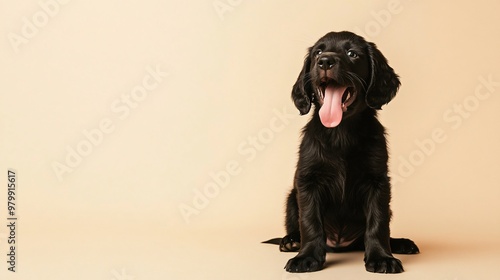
[285,255,324,273]
[365,257,403,273]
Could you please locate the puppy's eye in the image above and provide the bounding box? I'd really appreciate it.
[314,49,323,56]
[347,50,358,58]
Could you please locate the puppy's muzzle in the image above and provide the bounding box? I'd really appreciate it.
[318,56,334,70]
[317,52,340,70]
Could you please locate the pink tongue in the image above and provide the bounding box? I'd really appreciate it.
[319,85,347,127]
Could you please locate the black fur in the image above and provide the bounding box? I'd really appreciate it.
[272,31,419,274]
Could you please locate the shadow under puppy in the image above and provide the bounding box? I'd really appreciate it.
[264,31,419,274]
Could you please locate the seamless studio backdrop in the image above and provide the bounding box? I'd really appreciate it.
[1,0,500,279]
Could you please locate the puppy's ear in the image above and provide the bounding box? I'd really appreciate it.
[366,42,401,109]
[291,49,313,115]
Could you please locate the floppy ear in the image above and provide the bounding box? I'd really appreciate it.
[291,50,313,115]
[366,42,401,109]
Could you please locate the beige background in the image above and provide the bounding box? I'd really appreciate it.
[1,0,500,279]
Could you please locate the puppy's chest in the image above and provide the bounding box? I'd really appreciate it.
[313,128,366,154]
[319,141,365,163]
[326,132,359,150]
[316,144,371,190]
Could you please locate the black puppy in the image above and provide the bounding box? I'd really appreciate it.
[272,31,419,273]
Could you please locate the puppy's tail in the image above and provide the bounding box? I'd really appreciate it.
[261,238,282,245]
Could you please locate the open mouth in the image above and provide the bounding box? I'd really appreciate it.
[316,78,356,111]
[315,78,357,127]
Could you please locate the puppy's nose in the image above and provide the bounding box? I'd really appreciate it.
[318,56,335,70]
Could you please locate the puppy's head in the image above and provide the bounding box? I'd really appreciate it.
[291,31,400,127]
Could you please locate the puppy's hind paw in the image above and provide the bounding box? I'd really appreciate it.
[279,234,301,252]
